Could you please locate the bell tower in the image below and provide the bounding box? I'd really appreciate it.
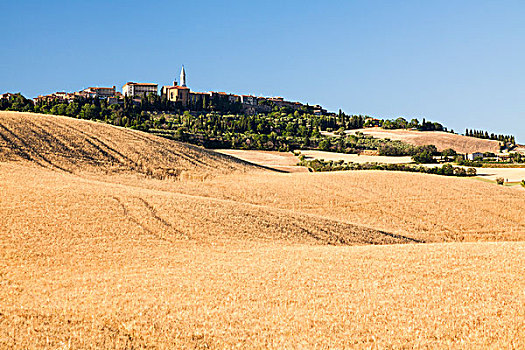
[180,65,186,87]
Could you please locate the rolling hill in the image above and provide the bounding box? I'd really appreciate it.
[0,111,410,246]
[1,111,524,348]
[2,111,523,244]
[0,111,258,179]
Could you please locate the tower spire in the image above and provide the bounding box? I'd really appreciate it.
[180,65,186,87]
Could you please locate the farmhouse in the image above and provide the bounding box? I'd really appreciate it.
[365,117,381,127]
[497,153,511,162]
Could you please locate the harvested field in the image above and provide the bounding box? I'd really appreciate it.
[348,128,501,153]
[475,166,525,182]
[1,112,524,348]
[1,162,407,246]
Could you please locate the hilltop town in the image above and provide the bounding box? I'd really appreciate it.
[27,66,328,116]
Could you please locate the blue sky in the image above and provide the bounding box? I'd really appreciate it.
[1,0,524,141]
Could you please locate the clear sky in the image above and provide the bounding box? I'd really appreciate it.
[1,1,524,141]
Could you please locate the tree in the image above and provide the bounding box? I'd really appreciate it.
[66,102,80,116]
[79,104,97,119]
[409,119,420,128]
[319,139,331,151]
[412,149,435,164]
[441,148,457,158]
[394,117,408,129]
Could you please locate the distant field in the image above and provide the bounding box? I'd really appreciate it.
[215,149,308,173]
[474,167,525,182]
[299,150,413,164]
[215,149,413,173]
[347,128,501,154]
[1,111,524,348]
[218,148,525,183]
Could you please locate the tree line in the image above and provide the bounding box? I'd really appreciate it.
[297,157,477,177]
[465,129,515,145]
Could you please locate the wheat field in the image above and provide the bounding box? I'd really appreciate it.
[138,171,525,243]
[1,111,524,348]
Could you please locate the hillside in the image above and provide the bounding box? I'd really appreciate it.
[0,111,411,246]
[0,111,258,179]
[1,162,411,246]
[349,128,501,153]
[1,111,524,348]
[2,111,522,244]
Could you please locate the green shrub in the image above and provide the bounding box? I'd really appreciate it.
[412,150,435,164]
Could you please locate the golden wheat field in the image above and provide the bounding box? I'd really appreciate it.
[1,111,524,348]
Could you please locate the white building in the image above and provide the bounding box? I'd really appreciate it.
[122,82,158,97]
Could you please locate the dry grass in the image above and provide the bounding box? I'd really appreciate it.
[161,171,525,243]
[475,166,525,182]
[348,128,501,153]
[1,112,525,348]
[1,228,524,348]
[0,162,409,246]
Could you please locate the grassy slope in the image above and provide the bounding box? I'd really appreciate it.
[0,111,259,179]
[1,111,524,348]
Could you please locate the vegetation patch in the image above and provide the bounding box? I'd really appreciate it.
[0,93,455,155]
[298,157,477,177]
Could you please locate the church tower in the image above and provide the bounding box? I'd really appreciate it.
[180,65,186,87]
